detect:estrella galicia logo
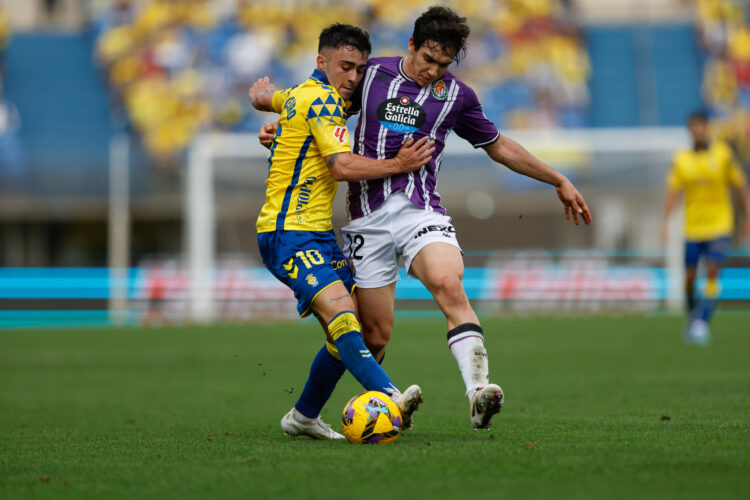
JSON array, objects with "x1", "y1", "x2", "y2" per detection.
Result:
[{"x1": 377, "y1": 96, "x2": 426, "y2": 134}]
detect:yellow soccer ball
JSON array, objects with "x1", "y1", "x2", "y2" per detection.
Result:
[{"x1": 341, "y1": 391, "x2": 402, "y2": 444}]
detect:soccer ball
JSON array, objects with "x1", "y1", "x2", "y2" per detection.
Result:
[{"x1": 341, "y1": 391, "x2": 402, "y2": 444}]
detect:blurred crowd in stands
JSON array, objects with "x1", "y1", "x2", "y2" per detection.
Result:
[
  {"x1": 697, "y1": 0, "x2": 750, "y2": 161},
  {"x1": 0, "y1": 7, "x2": 22, "y2": 177},
  {"x1": 90, "y1": 0, "x2": 589, "y2": 162}
]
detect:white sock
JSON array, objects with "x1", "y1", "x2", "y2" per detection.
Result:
[{"x1": 447, "y1": 323, "x2": 489, "y2": 399}]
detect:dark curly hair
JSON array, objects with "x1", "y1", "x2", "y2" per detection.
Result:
[
  {"x1": 318, "y1": 23, "x2": 371, "y2": 56},
  {"x1": 412, "y1": 6, "x2": 470, "y2": 63}
]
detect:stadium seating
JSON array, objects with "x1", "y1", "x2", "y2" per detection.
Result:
[
  {"x1": 0, "y1": 7, "x2": 22, "y2": 180},
  {"x1": 3, "y1": 33, "x2": 111, "y2": 182},
  {"x1": 695, "y1": 0, "x2": 750, "y2": 160},
  {"x1": 90, "y1": 0, "x2": 593, "y2": 160},
  {"x1": 0, "y1": 1, "x2": 735, "y2": 165},
  {"x1": 586, "y1": 24, "x2": 702, "y2": 127}
]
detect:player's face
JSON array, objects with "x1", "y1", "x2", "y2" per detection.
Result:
[
  {"x1": 406, "y1": 38, "x2": 454, "y2": 87},
  {"x1": 688, "y1": 118, "x2": 709, "y2": 146},
  {"x1": 317, "y1": 46, "x2": 368, "y2": 99}
]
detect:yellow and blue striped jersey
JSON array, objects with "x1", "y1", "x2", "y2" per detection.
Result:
[
  {"x1": 667, "y1": 140, "x2": 747, "y2": 240},
  {"x1": 256, "y1": 69, "x2": 351, "y2": 233}
]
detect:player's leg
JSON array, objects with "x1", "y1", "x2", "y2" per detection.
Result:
[
  {"x1": 257, "y1": 231, "x2": 345, "y2": 438},
  {"x1": 407, "y1": 241, "x2": 503, "y2": 429},
  {"x1": 311, "y1": 283, "x2": 400, "y2": 394},
  {"x1": 302, "y1": 313, "x2": 348, "y2": 416},
  {"x1": 684, "y1": 240, "x2": 701, "y2": 317},
  {"x1": 341, "y1": 204, "x2": 423, "y2": 427},
  {"x1": 341, "y1": 207, "x2": 400, "y2": 363},
  {"x1": 355, "y1": 284, "x2": 396, "y2": 363},
  {"x1": 694, "y1": 236, "x2": 730, "y2": 341},
  {"x1": 700, "y1": 261, "x2": 721, "y2": 322},
  {"x1": 685, "y1": 266, "x2": 698, "y2": 314},
  {"x1": 312, "y1": 283, "x2": 423, "y2": 428},
  {"x1": 409, "y1": 242, "x2": 486, "y2": 387},
  {"x1": 258, "y1": 230, "x2": 371, "y2": 438}
]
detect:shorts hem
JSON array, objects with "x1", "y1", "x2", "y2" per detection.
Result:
[
  {"x1": 405, "y1": 239, "x2": 463, "y2": 279},
  {"x1": 350, "y1": 277, "x2": 399, "y2": 289}
]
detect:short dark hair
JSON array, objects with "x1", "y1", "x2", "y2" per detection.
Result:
[
  {"x1": 688, "y1": 110, "x2": 709, "y2": 123},
  {"x1": 318, "y1": 23, "x2": 371, "y2": 56},
  {"x1": 412, "y1": 6, "x2": 470, "y2": 63}
]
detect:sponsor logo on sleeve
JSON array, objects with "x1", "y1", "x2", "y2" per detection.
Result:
[{"x1": 333, "y1": 126, "x2": 348, "y2": 144}]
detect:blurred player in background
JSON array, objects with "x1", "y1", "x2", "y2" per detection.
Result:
[
  {"x1": 662, "y1": 111, "x2": 750, "y2": 345},
  {"x1": 260, "y1": 6, "x2": 592, "y2": 430},
  {"x1": 249, "y1": 23, "x2": 433, "y2": 439}
]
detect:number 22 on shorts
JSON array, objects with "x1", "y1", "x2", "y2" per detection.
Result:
[{"x1": 346, "y1": 234, "x2": 365, "y2": 261}]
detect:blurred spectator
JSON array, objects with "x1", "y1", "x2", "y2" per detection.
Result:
[
  {"x1": 92, "y1": 0, "x2": 591, "y2": 162},
  {"x1": 696, "y1": 0, "x2": 750, "y2": 164}
]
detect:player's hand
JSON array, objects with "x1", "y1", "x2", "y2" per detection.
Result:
[
  {"x1": 259, "y1": 121, "x2": 278, "y2": 150},
  {"x1": 249, "y1": 76, "x2": 275, "y2": 110},
  {"x1": 556, "y1": 179, "x2": 592, "y2": 225},
  {"x1": 393, "y1": 136, "x2": 435, "y2": 173}
]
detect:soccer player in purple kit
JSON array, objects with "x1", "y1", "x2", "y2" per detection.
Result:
[{"x1": 261, "y1": 6, "x2": 592, "y2": 430}]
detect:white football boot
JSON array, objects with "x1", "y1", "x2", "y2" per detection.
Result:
[
  {"x1": 688, "y1": 319, "x2": 710, "y2": 346},
  {"x1": 391, "y1": 384, "x2": 423, "y2": 430},
  {"x1": 280, "y1": 408, "x2": 345, "y2": 440},
  {"x1": 470, "y1": 384, "x2": 504, "y2": 430}
]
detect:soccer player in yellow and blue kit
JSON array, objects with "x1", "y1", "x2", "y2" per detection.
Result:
[
  {"x1": 249, "y1": 24, "x2": 434, "y2": 439},
  {"x1": 662, "y1": 111, "x2": 750, "y2": 344}
]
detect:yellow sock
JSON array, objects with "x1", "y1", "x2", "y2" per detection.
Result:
[{"x1": 704, "y1": 279, "x2": 720, "y2": 299}]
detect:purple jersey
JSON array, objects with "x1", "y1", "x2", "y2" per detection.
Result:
[{"x1": 347, "y1": 56, "x2": 500, "y2": 220}]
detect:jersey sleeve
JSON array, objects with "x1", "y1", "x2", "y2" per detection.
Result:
[
  {"x1": 307, "y1": 90, "x2": 352, "y2": 157},
  {"x1": 453, "y1": 83, "x2": 500, "y2": 148},
  {"x1": 271, "y1": 89, "x2": 288, "y2": 113}
]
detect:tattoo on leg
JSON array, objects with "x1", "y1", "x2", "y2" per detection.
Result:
[{"x1": 329, "y1": 294, "x2": 348, "y2": 304}]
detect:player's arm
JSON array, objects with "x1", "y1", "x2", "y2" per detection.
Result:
[
  {"x1": 661, "y1": 186, "x2": 682, "y2": 243},
  {"x1": 727, "y1": 151, "x2": 750, "y2": 237},
  {"x1": 325, "y1": 137, "x2": 435, "y2": 182},
  {"x1": 483, "y1": 134, "x2": 592, "y2": 225},
  {"x1": 248, "y1": 76, "x2": 277, "y2": 112},
  {"x1": 732, "y1": 182, "x2": 750, "y2": 237}
]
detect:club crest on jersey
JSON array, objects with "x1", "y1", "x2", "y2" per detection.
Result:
[
  {"x1": 333, "y1": 126, "x2": 348, "y2": 144},
  {"x1": 431, "y1": 80, "x2": 448, "y2": 100},
  {"x1": 377, "y1": 96, "x2": 427, "y2": 134},
  {"x1": 305, "y1": 274, "x2": 319, "y2": 287}
]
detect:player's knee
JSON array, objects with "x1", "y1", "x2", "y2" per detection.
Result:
[
  {"x1": 364, "y1": 334, "x2": 389, "y2": 357},
  {"x1": 362, "y1": 319, "x2": 393, "y2": 354},
  {"x1": 430, "y1": 274, "x2": 467, "y2": 304}
]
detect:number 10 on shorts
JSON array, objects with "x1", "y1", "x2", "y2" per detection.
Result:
[{"x1": 285, "y1": 249, "x2": 325, "y2": 278}]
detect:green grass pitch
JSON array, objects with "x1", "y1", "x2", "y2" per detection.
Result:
[{"x1": 1, "y1": 314, "x2": 749, "y2": 499}]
